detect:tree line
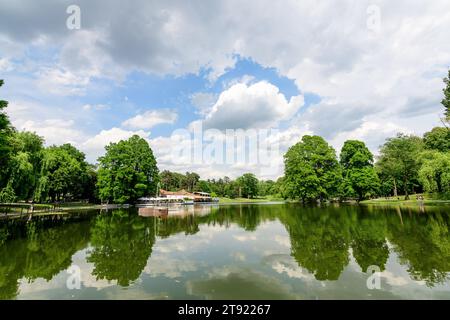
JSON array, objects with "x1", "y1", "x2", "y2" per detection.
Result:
[{"x1": 0, "y1": 70, "x2": 449, "y2": 204}]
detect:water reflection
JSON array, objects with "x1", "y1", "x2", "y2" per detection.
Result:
[{"x1": 0, "y1": 204, "x2": 449, "y2": 299}]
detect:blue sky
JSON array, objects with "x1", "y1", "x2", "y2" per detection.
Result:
[{"x1": 1, "y1": 0, "x2": 449, "y2": 179}]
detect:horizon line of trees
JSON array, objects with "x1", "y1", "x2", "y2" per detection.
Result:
[{"x1": 1, "y1": 70, "x2": 449, "y2": 204}]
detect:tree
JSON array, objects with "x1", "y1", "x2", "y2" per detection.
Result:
[
  {"x1": 6, "y1": 132, "x2": 44, "y2": 200},
  {"x1": 236, "y1": 173, "x2": 259, "y2": 198},
  {"x1": 184, "y1": 172, "x2": 200, "y2": 192},
  {"x1": 418, "y1": 151, "x2": 450, "y2": 194},
  {"x1": 258, "y1": 180, "x2": 276, "y2": 197},
  {"x1": 224, "y1": 180, "x2": 240, "y2": 198},
  {"x1": 97, "y1": 135, "x2": 159, "y2": 204},
  {"x1": 283, "y1": 135, "x2": 341, "y2": 203},
  {"x1": 423, "y1": 127, "x2": 450, "y2": 152},
  {"x1": 442, "y1": 69, "x2": 450, "y2": 123},
  {"x1": 196, "y1": 180, "x2": 212, "y2": 193},
  {"x1": 340, "y1": 140, "x2": 380, "y2": 201},
  {"x1": 35, "y1": 144, "x2": 89, "y2": 202},
  {"x1": 0, "y1": 184, "x2": 16, "y2": 203},
  {"x1": 377, "y1": 134, "x2": 424, "y2": 199},
  {"x1": 0, "y1": 80, "x2": 13, "y2": 187},
  {"x1": 160, "y1": 170, "x2": 179, "y2": 191}
]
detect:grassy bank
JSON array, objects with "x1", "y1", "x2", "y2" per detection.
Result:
[
  {"x1": 360, "y1": 194, "x2": 450, "y2": 206},
  {"x1": 0, "y1": 202, "x2": 101, "y2": 218},
  {"x1": 218, "y1": 197, "x2": 285, "y2": 203}
]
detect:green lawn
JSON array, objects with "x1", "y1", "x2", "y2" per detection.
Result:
[
  {"x1": 218, "y1": 197, "x2": 285, "y2": 203},
  {"x1": 360, "y1": 194, "x2": 450, "y2": 206}
]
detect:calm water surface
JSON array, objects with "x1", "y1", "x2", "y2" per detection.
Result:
[{"x1": 1, "y1": 203, "x2": 450, "y2": 299}]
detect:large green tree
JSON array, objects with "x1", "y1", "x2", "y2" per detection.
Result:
[
  {"x1": 236, "y1": 173, "x2": 259, "y2": 198},
  {"x1": 442, "y1": 69, "x2": 450, "y2": 122},
  {"x1": 423, "y1": 127, "x2": 450, "y2": 152},
  {"x1": 184, "y1": 172, "x2": 200, "y2": 192},
  {"x1": 418, "y1": 151, "x2": 450, "y2": 195},
  {"x1": 7, "y1": 132, "x2": 44, "y2": 200},
  {"x1": 35, "y1": 144, "x2": 91, "y2": 202},
  {"x1": 284, "y1": 135, "x2": 341, "y2": 202},
  {"x1": 97, "y1": 135, "x2": 159, "y2": 204},
  {"x1": 0, "y1": 80, "x2": 13, "y2": 187},
  {"x1": 377, "y1": 134, "x2": 424, "y2": 199},
  {"x1": 340, "y1": 140, "x2": 380, "y2": 201},
  {"x1": 160, "y1": 170, "x2": 186, "y2": 191}
]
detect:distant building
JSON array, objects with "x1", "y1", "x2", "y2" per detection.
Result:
[
  {"x1": 159, "y1": 189, "x2": 216, "y2": 202},
  {"x1": 137, "y1": 189, "x2": 218, "y2": 206}
]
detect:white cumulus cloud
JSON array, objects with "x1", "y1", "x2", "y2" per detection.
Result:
[
  {"x1": 203, "y1": 81, "x2": 304, "y2": 130},
  {"x1": 122, "y1": 109, "x2": 178, "y2": 130}
]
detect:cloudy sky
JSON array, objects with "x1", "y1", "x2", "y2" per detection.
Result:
[{"x1": 1, "y1": 0, "x2": 449, "y2": 179}]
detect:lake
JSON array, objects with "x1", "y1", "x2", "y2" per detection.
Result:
[{"x1": 1, "y1": 203, "x2": 449, "y2": 299}]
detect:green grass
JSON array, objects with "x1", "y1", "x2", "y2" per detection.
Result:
[
  {"x1": 0, "y1": 202, "x2": 100, "y2": 216},
  {"x1": 57, "y1": 202, "x2": 97, "y2": 208},
  {"x1": 218, "y1": 197, "x2": 285, "y2": 203},
  {"x1": 360, "y1": 194, "x2": 450, "y2": 206}
]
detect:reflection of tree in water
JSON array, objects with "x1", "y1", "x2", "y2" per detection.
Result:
[
  {"x1": 72, "y1": 206, "x2": 450, "y2": 288},
  {"x1": 386, "y1": 209, "x2": 450, "y2": 287},
  {"x1": 2, "y1": 204, "x2": 450, "y2": 298},
  {"x1": 87, "y1": 210, "x2": 157, "y2": 287},
  {"x1": 279, "y1": 206, "x2": 353, "y2": 281},
  {"x1": 0, "y1": 217, "x2": 90, "y2": 299},
  {"x1": 351, "y1": 209, "x2": 389, "y2": 272},
  {"x1": 158, "y1": 214, "x2": 200, "y2": 237},
  {"x1": 202, "y1": 205, "x2": 279, "y2": 231}
]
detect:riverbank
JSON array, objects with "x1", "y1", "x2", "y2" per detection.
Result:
[
  {"x1": 0, "y1": 203, "x2": 127, "y2": 220},
  {"x1": 218, "y1": 197, "x2": 285, "y2": 204},
  {"x1": 360, "y1": 197, "x2": 450, "y2": 206}
]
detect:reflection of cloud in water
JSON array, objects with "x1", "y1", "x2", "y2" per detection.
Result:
[
  {"x1": 73, "y1": 248, "x2": 117, "y2": 290},
  {"x1": 381, "y1": 271, "x2": 411, "y2": 287},
  {"x1": 187, "y1": 266, "x2": 299, "y2": 299},
  {"x1": 263, "y1": 254, "x2": 313, "y2": 281},
  {"x1": 17, "y1": 248, "x2": 116, "y2": 296},
  {"x1": 274, "y1": 235, "x2": 290, "y2": 248},
  {"x1": 18, "y1": 276, "x2": 65, "y2": 296},
  {"x1": 104, "y1": 287, "x2": 170, "y2": 300},
  {"x1": 144, "y1": 256, "x2": 204, "y2": 279},
  {"x1": 154, "y1": 225, "x2": 224, "y2": 253},
  {"x1": 233, "y1": 234, "x2": 257, "y2": 242},
  {"x1": 230, "y1": 252, "x2": 246, "y2": 261}
]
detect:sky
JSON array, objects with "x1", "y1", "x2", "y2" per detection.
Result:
[{"x1": 0, "y1": 0, "x2": 449, "y2": 180}]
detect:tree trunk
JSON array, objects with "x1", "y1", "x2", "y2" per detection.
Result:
[
  {"x1": 404, "y1": 178, "x2": 409, "y2": 200},
  {"x1": 393, "y1": 178, "x2": 398, "y2": 197}
]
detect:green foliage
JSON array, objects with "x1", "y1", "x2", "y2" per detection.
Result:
[
  {"x1": 236, "y1": 173, "x2": 259, "y2": 198},
  {"x1": 159, "y1": 170, "x2": 201, "y2": 192},
  {"x1": 376, "y1": 133, "x2": 424, "y2": 199},
  {"x1": 0, "y1": 184, "x2": 16, "y2": 203},
  {"x1": 35, "y1": 144, "x2": 91, "y2": 202},
  {"x1": 160, "y1": 170, "x2": 187, "y2": 191},
  {"x1": 442, "y1": 69, "x2": 450, "y2": 120},
  {"x1": 258, "y1": 180, "x2": 276, "y2": 197},
  {"x1": 196, "y1": 180, "x2": 212, "y2": 193},
  {"x1": 97, "y1": 135, "x2": 159, "y2": 204},
  {"x1": 6, "y1": 132, "x2": 44, "y2": 200},
  {"x1": 418, "y1": 151, "x2": 450, "y2": 194},
  {"x1": 185, "y1": 172, "x2": 200, "y2": 192},
  {"x1": 340, "y1": 140, "x2": 380, "y2": 201},
  {"x1": 283, "y1": 135, "x2": 341, "y2": 202},
  {"x1": 423, "y1": 127, "x2": 450, "y2": 152},
  {"x1": 0, "y1": 80, "x2": 13, "y2": 186}
]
